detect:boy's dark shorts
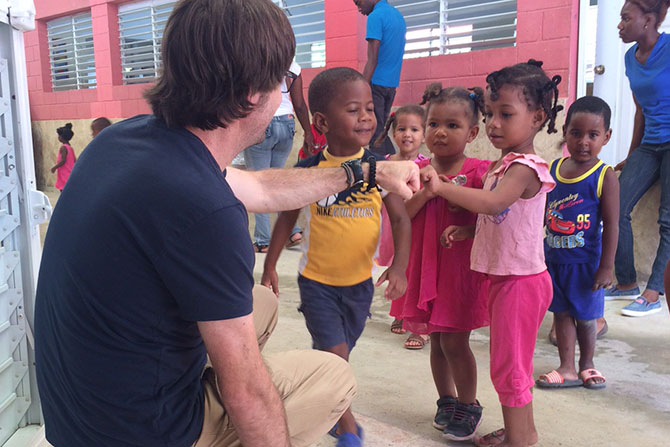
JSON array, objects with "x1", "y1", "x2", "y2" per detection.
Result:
[
  {"x1": 297, "y1": 275, "x2": 374, "y2": 352},
  {"x1": 547, "y1": 262, "x2": 604, "y2": 320}
]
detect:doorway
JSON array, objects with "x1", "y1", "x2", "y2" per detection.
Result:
[{"x1": 577, "y1": 0, "x2": 670, "y2": 166}]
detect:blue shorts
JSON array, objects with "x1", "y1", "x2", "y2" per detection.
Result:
[
  {"x1": 297, "y1": 275, "x2": 374, "y2": 352},
  {"x1": 547, "y1": 263, "x2": 604, "y2": 320}
]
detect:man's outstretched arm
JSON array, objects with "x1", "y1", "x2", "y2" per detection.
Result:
[
  {"x1": 227, "y1": 160, "x2": 420, "y2": 213},
  {"x1": 198, "y1": 315, "x2": 290, "y2": 447}
]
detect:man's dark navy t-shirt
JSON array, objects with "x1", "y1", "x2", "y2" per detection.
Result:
[{"x1": 34, "y1": 115, "x2": 255, "y2": 447}]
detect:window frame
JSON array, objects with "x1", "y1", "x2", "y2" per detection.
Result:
[
  {"x1": 273, "y1": 0, "x2": 326, "y2": 68},
  {"x1": 46, "y1": 12, "x2": 96, "y2": 91},
  {"x1": 390, "y1": 0, "x2": 518, "y2": 59},
  {"x1": 117, "y1": 0, "x2": 176, "y2": 85}
]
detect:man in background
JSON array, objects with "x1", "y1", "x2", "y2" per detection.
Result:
[{"x1": 355, "y1": 0, "x2": 406, "y2": 156}]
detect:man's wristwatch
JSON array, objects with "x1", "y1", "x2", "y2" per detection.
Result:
[{"x1": 341, "y1": 158, "x2": 365, "y2": 188}]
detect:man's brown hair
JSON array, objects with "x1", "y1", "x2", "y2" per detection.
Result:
[{"x1": 145, "y1": 0, "x2": 295, "y2": 130}]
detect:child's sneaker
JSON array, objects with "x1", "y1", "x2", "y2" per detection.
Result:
[
  {"x1": 336, "y1": 432, "x2": 362, "y2": 447},
  {"x1": 442, "y1": 400, "x2": 483, "y2": 441},
  {"x1": 605, "y1": 285, "x2": 640, "y2": 301},
  {"x1": 621, "y1": 296, "x2": 662, "y2": 317},
  {"x1": 432, "y1": 396, "x2": 458, "y2": 430}
]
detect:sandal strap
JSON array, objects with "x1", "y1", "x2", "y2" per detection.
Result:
[
  {"x1": 539, "y1": 370, "x2": 564, "y2": 384},
  {"x1": 580, "y1": 369, "x2": 605, "y2": 382},
  {"x1": 476, "y1": 428, "x2": 505, "y2": 446}
]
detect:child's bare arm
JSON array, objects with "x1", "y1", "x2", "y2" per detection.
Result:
[
  {"x1": 404, "y1": 188, "x2": 435, "y2": 219},
  {"x1": 51, "y1": 146, "x2": 68, "y2": 172},
  {"x1": 261, "y1": 209, "x2": 300, "y2": 296},
  {"x1": 421, "y1": 163, "x2": 541, "y2": 216},
  {"x1": 378, "y1": 193, "x2": 411, "y2": 300},
  {"x1": 593, "y1": 168, "x2": 620, "y2": 290},
  {"x1": 440, "y1": 225, "x2": 476, "y2": 248}
]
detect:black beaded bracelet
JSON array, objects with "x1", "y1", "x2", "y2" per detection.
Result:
[{"x1": 366, "y1": 156, "x2": 380, "y2": 191}]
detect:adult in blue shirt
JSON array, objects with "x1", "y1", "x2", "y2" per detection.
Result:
[
  {"x1": 33, "y1": 1, "x2": 421, "y2": 446},
  {"x1": 355, "y1": 0, "x2": 406, "y2": 155},
  {"x1": 606, "y1": 0, "x2": 670, "y2": 317}
]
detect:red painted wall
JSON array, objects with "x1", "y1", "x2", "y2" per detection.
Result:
[{"x1": 25, "y1": 0, "x2": 578, "y2": 122}]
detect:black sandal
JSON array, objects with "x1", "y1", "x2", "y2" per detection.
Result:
[{"x1": 253, "y1": 243, "x2": 268, "y2": 253}]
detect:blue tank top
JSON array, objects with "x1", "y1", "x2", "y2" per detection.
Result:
[{"x1": 544, "y1": 158, "x2": 611, "y2": 264}]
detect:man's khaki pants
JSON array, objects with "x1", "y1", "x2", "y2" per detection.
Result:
[{"x1": 194, "y1": 285, "x2": 357, "y2": 446}]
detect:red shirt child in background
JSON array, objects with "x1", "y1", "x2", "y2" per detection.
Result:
[{"x1": 298, "y1": 123, "x2": 327, "y2": 159}]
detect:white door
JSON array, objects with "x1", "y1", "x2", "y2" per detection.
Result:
[
  {"x1": 588, "y1": 0, "x2": 670, "y2": 166},
  {"x1": 592, "y1": 0, "x2": 634, "y2": 166},
  {"x1": 0, "y1": 3, "x2": 52, "y2": 444}
]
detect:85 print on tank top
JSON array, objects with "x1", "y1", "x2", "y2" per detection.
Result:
[{"x1": 544, "y1": 158, "x2": 612, "y2": 264}]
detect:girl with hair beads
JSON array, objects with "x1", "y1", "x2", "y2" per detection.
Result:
[
  {"x1": 398, "y1": 83, "x2": 491, "y2": 441},
  {"x1": 422, "y1": 60, "x2": 561, "y2": 447},
  {"x1": 374, "y1": 105, "x2": 430, "y2": 349},
  {"x1": 51, "y1": 123, "x2": 77, "y2": 191}
]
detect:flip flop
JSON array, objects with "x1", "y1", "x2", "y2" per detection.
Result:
[
  {"x1": 286, "y1": 232, "x2": 302, "y2": 248},
  {"x1": 253, "y1": 243, "x2": 268, "y2": 253},
  {"x1": 580, "y1": 368, "x2": 606, "y2": 390},
  {"x1": 474, "y1": 429, "x2": 538, "y2": 446},
  {"x1": 403, "y1": 333, "x2": 429, "y2": 350},
  {"x1": 474, "y1": 429, "x2": 505, "y2": 446},
  {"x1": 390, "y1": 318, "x2": 406, "y2": 334},
  {"x1": 536, "y1": 370, "x2": 583, "y2": 389}
]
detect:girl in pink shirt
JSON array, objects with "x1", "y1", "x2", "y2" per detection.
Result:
[
  {"x1": 398, "y1": 84, "x2": 491, "y2": 442},
  {"x1": 51, "y1": 123, "x2": 77, "y2": 191},
  {"x1": 421, "y1": 60, "x2": 561, "y2": 447},
  {"x1": 374, "y1": 105, "x2": 429, "y2": 349}
]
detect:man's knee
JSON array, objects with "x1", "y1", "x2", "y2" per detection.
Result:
[
  {"x1": 279, "y1": 350, "x2": 357, "y2": 411},
  {"x1": 253, "y1": 285, "x2": 278, "y2": 348},
  {"x1": 313, "y1": 351, "x2": 357, "y2": 410}
]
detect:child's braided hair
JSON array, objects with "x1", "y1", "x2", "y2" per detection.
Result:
[
  {"x1": 485, "y1": 59, "x2": 563, "y2": 134},
  {"x1": 420, "y1": 83, "x2": 485, "y2": 126},
  {"x1": 56, "y1": 123, "x2": 74, "y2": 142},
  {"x1": 372, "y1": 104, "x2": 425, "y2": 149}
]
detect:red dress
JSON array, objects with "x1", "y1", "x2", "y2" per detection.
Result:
[{"x1": 400, "y1": 158, "x2": 491, "y2": 334}]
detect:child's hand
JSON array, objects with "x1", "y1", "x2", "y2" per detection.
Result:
[
  {"x1": 261, "y1": 268, "x2": 280, "y2": 297},
  {"x1": 50, "y1": 167, "x2": 56, "y2": 173},
  {"x1": 420, "y1": 165, "x2": 442, "y2": 196},
  {"x1": 592, "y1": 265, "x2": 614, "y2": 291},
  {"x1": 440, "y1": 225, "x2": 475, "y2": 248},
  {"x1": 422, "y1": 186, "x2": 437, "y2": 200},
  {"x1": 376, "y1": 265, "x2": 407, "y2": 300}
]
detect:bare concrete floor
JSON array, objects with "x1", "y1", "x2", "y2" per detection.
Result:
[
  {"x1": 261, "y1": 249, "x2": 670, "y2": 447},
  {"x1": 33, "y1": 189, "x2": 670, "y2": 446}
]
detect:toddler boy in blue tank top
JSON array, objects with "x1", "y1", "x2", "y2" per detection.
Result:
[{"x1": 536, "y1": 97, "x2": 619, "y2": 391}]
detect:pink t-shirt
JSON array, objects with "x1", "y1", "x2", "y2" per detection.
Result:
[
  {"x1": 470, "y1": 153, "x2": 555, "y2": 276},
  {"x1": 55, "y1": 143, "x2": 76, "y2": 191}
]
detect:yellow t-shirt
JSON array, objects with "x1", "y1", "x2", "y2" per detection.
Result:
[{"x1": 296, "y1": 148, "x2": 384, "y2": 286}]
